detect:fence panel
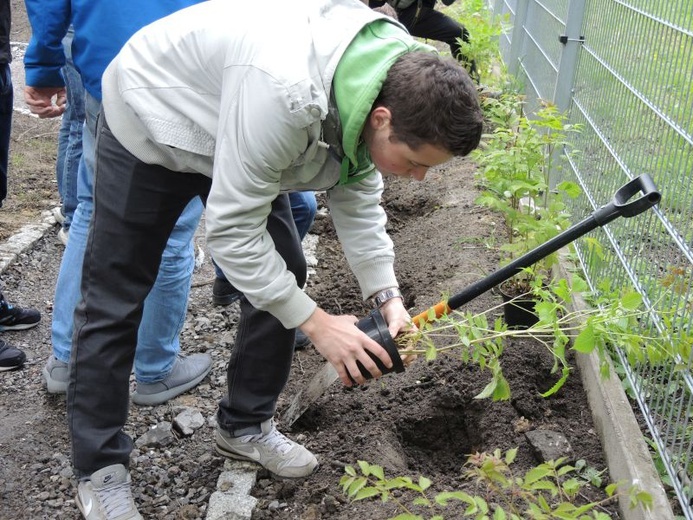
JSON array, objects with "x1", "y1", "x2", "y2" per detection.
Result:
[{"x1": 488, "y1": 0, "x2": 693, "y2": 516}]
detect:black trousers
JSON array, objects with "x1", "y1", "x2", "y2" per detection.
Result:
[
  {"x1": 370, "y1": 0, "x2": 477, "y2": 80},
  {"x1": 68, "y1": 115, "x2": 305, "y2": 476}
]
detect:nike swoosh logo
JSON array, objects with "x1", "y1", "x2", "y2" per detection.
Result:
[{"x1": 237, "y1": 446, "x2": 262, "y2": 461}]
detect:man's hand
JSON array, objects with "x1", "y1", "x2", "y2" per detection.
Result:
[
  {"x1": 378, "y1": 297, "x2": 418, "y2": 367},
  {"x1": 24, "y1": 86, "x2": 67, "y2": 118},
  {"x1": 300, "y1": 307, "x2": 395, "y2": 386}
]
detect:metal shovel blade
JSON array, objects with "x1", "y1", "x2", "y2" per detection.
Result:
[{"x1": 282, "y1": 361, "x2": 339, "y2": 427}]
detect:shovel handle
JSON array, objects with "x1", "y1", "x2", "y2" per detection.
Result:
[
  {"x1": 592, "y1": 173, "x2": 661, "y2": 225},
  {"x1": 410, "y1": 174, "x2": 661, "y2": 327}
]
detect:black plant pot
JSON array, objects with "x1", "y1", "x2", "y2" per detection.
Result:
[
  {"x1": 499, "y1": 284, "x2": 540, "y2": 330},
  {"x1": 351, "y1": 309, "x2": 406, "y2": 382}
]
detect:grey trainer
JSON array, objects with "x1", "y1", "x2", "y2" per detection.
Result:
[
  {"x1": 215, "y1": 419, "x2": 318, "y2": 478},
  {"x1": 43, "y1": 356, "x2": 69, "y2": 394},
  {"x1": 76, "y1": 464, "x2": 142, "y2": 520},
  {"x1": 131, "y1": 353, "x2": 212, "y2": 406}
]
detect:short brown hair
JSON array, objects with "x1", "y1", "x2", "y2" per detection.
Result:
[{"x1": 374, "y1": 52, "x2": 483, "y2": 156}]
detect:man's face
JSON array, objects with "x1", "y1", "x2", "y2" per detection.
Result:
[{"x1": 365, "y1": 107, "x2": 453, "y2": 181}]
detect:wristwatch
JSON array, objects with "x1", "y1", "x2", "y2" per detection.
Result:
[{"x1": 372, "y1": 287, "x2": 403, "y2": 308}]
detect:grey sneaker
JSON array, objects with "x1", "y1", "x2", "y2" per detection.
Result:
[
  {"x1": 43, "y1": 356, "x2": 69, "y2": 394},
  {"x1": 215, "y1": 419, "x2": 318, "y2": 478},
  {"x1": 131, "y1": 353, "x2": 212, "y2": 406},
  {"x1": 76, "y1": 464, "x2": 142, "y2": 520}
]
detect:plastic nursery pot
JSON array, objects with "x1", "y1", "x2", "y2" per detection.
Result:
[
  {"x1": 351, "y1": 308, "x2": 406, "y2": 382},
  {"x1": 498, "y1": 283, "x2": 540, "y2": 330}
]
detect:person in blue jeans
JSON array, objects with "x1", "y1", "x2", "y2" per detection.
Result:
[
  {"x1": 23, "y1": 0, "x2": 212, "y2": 407},
  {"x1": 52, "y1": 26, "x2": 84, "y2": 244}
]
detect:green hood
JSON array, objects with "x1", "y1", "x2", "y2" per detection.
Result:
[{"x1": 333, "y1": 19, "x2": 437, "y2": 185}]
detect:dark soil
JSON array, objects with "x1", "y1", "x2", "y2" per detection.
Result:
[{"x1": 0, "y1": 2, "x2": 616, "y2": 518}]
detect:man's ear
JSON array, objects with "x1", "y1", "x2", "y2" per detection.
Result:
[{"x1": 369, "y1": 106, "x2": 392, "y2": 130}]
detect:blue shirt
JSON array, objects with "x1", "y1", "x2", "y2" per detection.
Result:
[{"x1": 24, "y1": 0, "x2": 205, "y2": 100}]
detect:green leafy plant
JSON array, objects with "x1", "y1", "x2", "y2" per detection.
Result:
[
  {"x1": 442, "y1": 0, "x2": 509, "y2": 85},
  {"x1": 402, "y1": 275, "x2": 688, "y2": 401},
  {"x1": 341, "y1": 449, "x2": 653, "y2": 519},
  {"x1": 473, "y1": 99, "x2": 582, "y2": 295}
]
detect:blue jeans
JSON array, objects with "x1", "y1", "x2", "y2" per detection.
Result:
[
  {"x1": 0, "y1": 62, "x2": 12, "y2": 206},
  {"x1": 212, "y1": 190, "x2": 317, "y2": 280},
  {"x1": 51, "y1": 92, "x2": 204, "y2": 382},
  {"x1": 55, "y1": 28, "x2": 85, "y2": 230}
]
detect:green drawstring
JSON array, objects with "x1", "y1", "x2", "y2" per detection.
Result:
[{"x1": 338, "y1": 156, "x2": 375, "y2": 185}]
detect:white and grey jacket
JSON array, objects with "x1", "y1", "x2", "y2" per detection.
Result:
[{"x1": 101, "y1": 0, "x2": 430, "y2": 328}]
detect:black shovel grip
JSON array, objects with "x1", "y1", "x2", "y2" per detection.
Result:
[{"x1": 593, "y1": 174, "x2": 661, "y2": 225}]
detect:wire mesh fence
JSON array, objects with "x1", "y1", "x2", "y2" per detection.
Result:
[{"x1": 488, "y1": 0, "x2": 693, "y2": 516}]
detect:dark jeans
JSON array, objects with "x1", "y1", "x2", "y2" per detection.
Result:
[
  {"x1": 68, "y1": 115, "x2": 306, "y2": 476},
  {"x1": 0, "y1": 63, "x2": 13, "y2": 205},
  {"x1": 397, "y1": 0, "x2": 470, "y2": 61}
]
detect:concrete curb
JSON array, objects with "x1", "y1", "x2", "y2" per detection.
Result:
[
  {"x1": 556, "y1": 251, "x2": 674, "y2": 519},
  {"x1": 206, "y1": 461, "x2": 259, "y2": 520},
  {"x1": 0, "y1": 210, "x2": 57, "y2": 275}
]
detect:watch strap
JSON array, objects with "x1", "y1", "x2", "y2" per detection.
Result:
[{"x1": 372, "y1": 287, "x2": 403, "y2": 308}]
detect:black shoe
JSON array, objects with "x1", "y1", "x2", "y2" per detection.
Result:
[
  {"x1": 212, "y1": 278, "x2": 242, "y2": 306},
  {"x1": 0, "y1": 339, "x2": 27, "y2": 371},
  {"x1": 0, "y1": 300, "x2": 41, "y2": 331},
  {"x1": 294, "y1": 330, "x2": 311, "y2": 350}
]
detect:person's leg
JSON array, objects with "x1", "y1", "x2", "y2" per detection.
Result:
[
  {"x1": 49, "y1": 92, "x2": 102, "y2": 373},
  {"x1": 48, "y1": 92, "x2": 207, "y2": 397},
  {"x1": 0, "y1": 62, "x2": 13, "y2": 206},
  {"x1": 212, "y1": 191, "x2": 316, "y2": 305},
  {"x1": 133, "y1": 195, "x2": 203, "y2": 382},
  {"x1": 398, "y1": 4, "x2": 478, "y2": 81},
  {"x1": 68, "y1": 116, "x2": 211, "y2": 476},
  {"x1": 56, "y1": 27, "x2": 85, "y2": 231},
  {"x1": 216, "y1": 193, "x2": 306, "y2": 431},
  {"x1": 214, "y1": 194, "x2": 317, "y2": 477},
  {"x1": 288, "y1": 191, "x2": 317, "y2": 240}
]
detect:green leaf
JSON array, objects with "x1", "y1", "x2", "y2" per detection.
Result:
[
  {"x1": 492, "y1": 373, "x2": 511, "y2": 400},
  {"x1": 474, "y1": 378, "x2": 497, "y2": 400},
  {"x1": 541, "y1": 366, "x2": 570, "y2": 397},
  {"x1": 573, "y1": 324, "x2": 595, "y2": 353},
  {"x1": 524, "y1": 466, "x2": 552, "y2": 485},
  {"x1": 419, "y1": 476, "x2": 432, "y2": 491},
  {"x1": 354, "y1": 487, "x2": 380, "y2": 501},
  {"x1": 435, "y1": 491, "x2": 473, "y2": 506},
  {"x1": 369, "y1": 464, "x2": 385, "y2": 481},
  {"x1": 347, "y1": 477, "x2": 367, "y2": 498},
  {"x1": 620, "y1": 291, "x2": 642, "y2": 310},
  {"x1": 493, "y1": 506, "x2": 508, "y2": 520}
]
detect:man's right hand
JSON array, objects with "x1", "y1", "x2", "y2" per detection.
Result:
[
  {"x1": 24, "y1": 86, "x2": 67, "y2": 118},
  {"x1": 300, "y1": 307, "x2": 394, "y2": 386}
]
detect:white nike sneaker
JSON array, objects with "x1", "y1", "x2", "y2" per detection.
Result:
[
  {"x1": 76, "y1": 464, "x2": 143, "y2": 520},
  {"x1": 215, "y1": 419, "x2": 318, "y2": 478}
]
